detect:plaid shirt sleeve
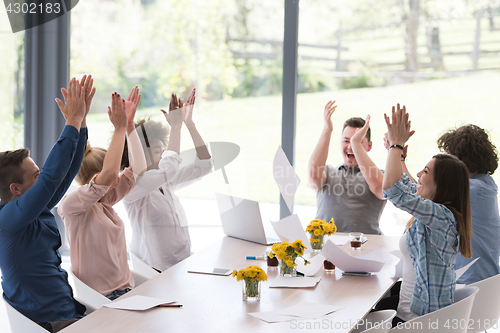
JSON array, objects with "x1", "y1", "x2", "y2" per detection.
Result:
[
  {"x1": 384, "y1": 173, "x2": 458, "y2": 315},
  {"x1": 383, "y1": 173, "x2": 456, "y2": 233}
]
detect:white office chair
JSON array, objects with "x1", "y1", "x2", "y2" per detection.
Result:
[
  {"x1": 390, "y1": 286, "x2": 479, "y2": 332},
  {"x1": 466, "y1": 273, "x2": 500, "y2": 333},
  {"x1": 67, "y1": 268, "x2": 110, "y2": 313},
  {"x1": 129, "y1": 251, "x2": 160, "y2": 280},
  {"x1": 3, "y1": 299, "x2": 48, "y2": 333},
  {"x1": 352, "y1": 310, "x2": 397, "y2": 333},
  {"x1": 131, "y1": 269, "x2": 150, "y2": 287}
]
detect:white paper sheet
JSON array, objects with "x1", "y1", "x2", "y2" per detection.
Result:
[
  {"x1": 249, "y1": 302, "x2": 343, "y2": 323},
  {"x1": 270, "y1": 276, "x2": 322, "y2": 288},
  {"x1": 271, "y1": 214, "x2": 312, "y2": 254},
  {"x1": 328, "y1": 234, "x2": 350, "y2": 246},
  {"x1": 455, "y1": 258, "x2": 480, "y2": 281},
  {"x1": 390, "y1": 250, "x2": 404, "y2": 279},
  {"x1": 296, "y1": 253, "x2": 325, "y2": 276},
  {"x1": 273, "y1": 146, "x2": 300, "y2": 213},
  {"x1": 321, "y1": 240, "x2": 385, "y2": 273},
  {"x1": 104, "y1": 295, "x2": 175, "y2": 311},
  {"x1": 275, "y1": 302, "x2": 343, "y2": 319}
]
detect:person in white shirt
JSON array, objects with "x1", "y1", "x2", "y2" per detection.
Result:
[{"x1": 121, "y1": 89, "x2": 213, "y2": 271}]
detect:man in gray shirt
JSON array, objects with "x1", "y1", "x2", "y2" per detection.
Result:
[{"x1": 308, "y1": 101, "x2": 386, "y2": 234}]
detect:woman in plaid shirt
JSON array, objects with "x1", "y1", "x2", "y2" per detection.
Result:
[{"x1": 381, "y1": 104, "x2": 472, "y2": 324}]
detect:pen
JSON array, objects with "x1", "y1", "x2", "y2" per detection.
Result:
[
  {"x1": 159, "y1": 304, "x2": 183, "y2": 308},
  {"x1": 246, "y1": 256, "x2": 265, "y2": 260}
]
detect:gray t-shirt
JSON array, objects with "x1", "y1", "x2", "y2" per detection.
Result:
[{"x1": 315, "y1": 164, "x2": 386, "y2": 234}]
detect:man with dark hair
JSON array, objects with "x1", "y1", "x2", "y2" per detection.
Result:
[
  {"x1": 308, "y1": 101, "x2": 386, "y2": 234},
  {"x1": 437, "y1": 124, "x2": 500, "y2": 284},
  {"x1": 0, "y1": 76, "x2": 94, "y2": 332}
]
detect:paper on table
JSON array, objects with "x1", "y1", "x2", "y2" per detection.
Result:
[
  {"x1": 104, "y1": 295, "x2": 175, "y2": 311},
  {"x1": 273, "y1": 146, "x2": 301, "y2": 213},
  {"x1": 270, "y1": 276, "x2": 321, "y2": 288},
  {"x1": 275, "y1": 302, "x2": 343, "y2": 319},
  {"x1": 271, "y1": 214, "x2": 312, "y2": 254},
  {"x1": 328, "y1": 234, "x2": 350, "y2": 246},
  {"x1": 249, "y1": 302, "x2": 343, "y2": 323},
  {"x1": 321, "y1": 240, "x2": 385, "y2": 273},
  {"x1": 296, "y1": 253, "x2": 325, "y2": 276},
  {"x1": 390, "y1": 250, "x2": 404, "y2": 279},
  {"x1": 455, "y1": 257, "x2": 480, "y2": 281}
]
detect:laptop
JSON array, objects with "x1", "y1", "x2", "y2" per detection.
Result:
[{"x1": 215, "y1": 193, "x2": 280, "y2": 245}]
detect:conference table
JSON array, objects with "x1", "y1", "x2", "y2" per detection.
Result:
[{"x1": 61, "y1": 233, "x2": 400, "y2": 333}]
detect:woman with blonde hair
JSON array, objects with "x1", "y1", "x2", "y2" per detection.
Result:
[
  {"x1": 58, "y1": 87, "x2": 146, "y2": 300},
  {"x1": 380, "y1": 104, "x2": 471, "y2": 325}
]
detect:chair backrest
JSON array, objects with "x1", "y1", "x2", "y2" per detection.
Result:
[
  {"x1": 3, "y1": 299, "x2": 48, "y2": 333},
  {"x1": 129, "y1": 251, "x2": 160, "y2": 280},
  {"x1": 50, "y1": 206, "x2": 70, "y2": 256},
  {"x1": 352, "y1": 310, "x2": 397, "y2": 333},
  {"x1": 67, "y1": 267, "x2": 110, "y2": 313},
  {"x1": 390, "y1": 286, "x2": 479, "y2": 333},
  {"x1": 466, "y1": 273, "x2": 500, "y2": 333},
  {"x1": 130, "y1": 269, "x2": 150, "y2": 287}
]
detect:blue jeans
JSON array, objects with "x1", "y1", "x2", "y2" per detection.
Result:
[{"x1": 105, "y1": 288, "x2": 132, "y2": 301}]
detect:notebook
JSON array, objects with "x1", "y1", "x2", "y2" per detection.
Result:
[{"x1": 215, "y1": 193, "x2": 280, "y2": 245}]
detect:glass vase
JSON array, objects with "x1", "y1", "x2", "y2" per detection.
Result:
[
  {"x1": 310, "y1": 233, "x2": 325, "y2": 253},
  {"x1": 242, "y1": 279, "x2": 261, "y2": 301},
  {"x1": 279, "y1": 259, "x2": 297, "y2": 277}
]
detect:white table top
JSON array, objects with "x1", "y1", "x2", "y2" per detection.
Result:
[{"x1": 61, "y1": 233, "x2": 400, "y2": 333}]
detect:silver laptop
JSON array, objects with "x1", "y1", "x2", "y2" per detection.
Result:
[{"x1": 215, "y1": 193, "x2": 280, "y2": 245}]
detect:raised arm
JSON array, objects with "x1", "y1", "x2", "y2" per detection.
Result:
[
  {"x1": 160, "y1": 92, "x2": 184, "y2": 154},
  {"x1": 94, "y1": 93, "x2": 128, "y2": 186},
  {"x1": 125, "y1": 86, "x2": 147, "y2": 180},
  {"x1": 50, "y1": 75, "x2": 96, "y2": 208},
  {"x1": 350, "y1": 115, "x2": 385, "y2": 199},
  {"x1": 183, "y1": 89, "x2": 211, "y2": 160},
  {"x1": 383, "y1": 132, "x2": 416, "y2": 183},
  {"x1": 308, "y1": 100, "x2": 337, "y2": 191},
  {"x1": 0, "y1": 79, "x2": 85, "y2": 233},
  {"x1": 382, "y1": 104, "x2": 415, "y2": 191}
]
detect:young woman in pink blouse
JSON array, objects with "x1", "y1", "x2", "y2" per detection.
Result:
[{"x1": 58, "y1": 88, "x2": 146, "y2": 300}]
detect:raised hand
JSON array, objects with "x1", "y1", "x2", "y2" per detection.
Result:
[
  {"x1": 183, "y1": 88, "x2": 196, "y2": 126},
  {"x1": 351, "y1": 115, "x2": 370, "y2": 145},
  {"x1": 323, "y1": 100, "x2": 337, "y2": 132},
  {"x1": 108, "y1": 93, "x2": 127, "y2": 130},
  {"x1": 56, "y1": 78, "x2": 86, "y2": 127},
  {"x1": 384, "y1": 104, "x2": 415, "y2": 147},
  {"x1": 80, "y1": 74, "x2": 96, "y2": 118},
  {"x1": 125, "y1": 86, "x2": 142, "y2": 125},
  {"x1": 161, "y1": 92, "x2": 184, "y2": 129}
]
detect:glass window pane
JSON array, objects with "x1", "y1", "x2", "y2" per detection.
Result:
[
  {"x1": 297, "y1": 2, "x2": 500, "y2": 235},
  {"x1": 0, "y1": 10, "x2": 24, "y2": 151},
  {"x1": 70, "y1": 0, "x2": 285, "y2": 249}
]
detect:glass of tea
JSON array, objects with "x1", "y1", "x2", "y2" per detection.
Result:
[
  {"x1": 266, "y1": 251, "x2": 279, "y2": 267},
  {"x1": 349, "y1": 232, "x2": 364, "y2": 250},
  {"x1": 323, "y1": 260, "x2": 335, "y2": 272}
]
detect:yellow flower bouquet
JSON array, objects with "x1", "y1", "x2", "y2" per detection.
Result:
[
  {"x1": 232, "y1": 265, "x2": 267, "y2": 300},
  {"x1": 306, "y1": 218, "x2": 337, "y2": 252},
  {"x1": 269, "y1": 240, "x2": 310, "y2": 277}
]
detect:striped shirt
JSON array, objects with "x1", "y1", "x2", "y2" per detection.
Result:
[{"x1": 384, "y1": 173, "x2": 458, "y2": 316}]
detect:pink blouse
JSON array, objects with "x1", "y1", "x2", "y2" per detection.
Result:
[{"x1": 58, "y1": 168, "x2": 136, "y2": 296}]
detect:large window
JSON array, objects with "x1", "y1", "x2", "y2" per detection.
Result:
[
  {"x1": 0, "y1": 9, "x2": 24, "y2": 151},
  {"x1": 296, "y1": 1, "x2": 500, "y2": 234},
  {"x1": 70, "y1": 0, "x2": 286, "y2": 247}
]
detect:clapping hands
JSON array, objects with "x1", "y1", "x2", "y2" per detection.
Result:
[
  {"x1": 384, "y1": 104, "x2": 415, "y2": 147},
  {"x1": 108, "y1": 93, "x2": 127, "y2": 130}
]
